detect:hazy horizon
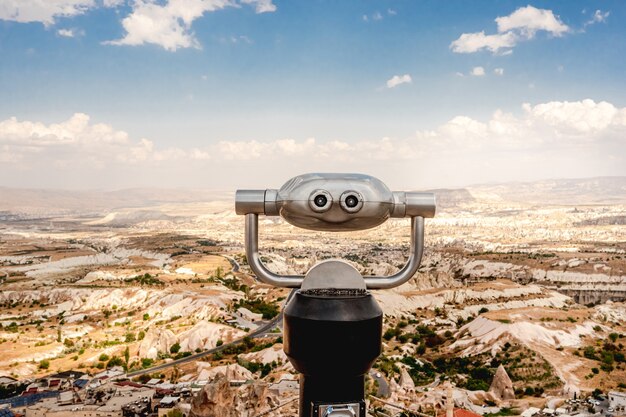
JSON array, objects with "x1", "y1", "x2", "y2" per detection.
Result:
[{"x1": 0, "y1": 174, "x2": 625, "y2": 193}]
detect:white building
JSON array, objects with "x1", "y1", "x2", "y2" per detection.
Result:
[
  {"x1": 269, "y1": 379, "x2": 299, "y2": 396},
  {"x1": 521, "y1": 407, "x2": 541, "y2": 417},
  {"x1": 609, "y1": 391, "x2": 626, "y2": 409}
]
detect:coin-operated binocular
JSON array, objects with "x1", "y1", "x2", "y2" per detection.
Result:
[{"x1": 236, "y1": 173, "x2": 436, "y2": 417}]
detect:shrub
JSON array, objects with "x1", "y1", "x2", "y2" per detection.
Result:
[
  {"x1": 107, "y1": 356, "x2": 125, "y2": 368},
  {"x1": 466, "y1": 379, "x2": 489, "y2": 391}
]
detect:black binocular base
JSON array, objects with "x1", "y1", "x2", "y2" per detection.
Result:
[{"x1": 301, "y1": 374, "x2": 366, "y2": 417}]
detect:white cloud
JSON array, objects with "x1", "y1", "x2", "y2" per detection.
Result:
[
  {"x1": 103, "y1": 0, "x2": 125, "y2": 7},
  {"x1": 585, "y1": 9, "x2": 609, "y2": 26},
  {"x1": 363, "y1": 11, "x2": 383, "y2": 22},
  {"x1": 451, "y1": 31, "x2": 518, "y2": 54},
  {"x1": 494, "y1": 68, "x2": 504, "y2": 76},
  {"x1": 0, "y1": 113, "x2": 212, "y2": 168},
  {"x1": 240, "y1": 0, "x2": 276, "y2": 14},
  {"x1": 105, "y1": 0, "x2": 275, "y2": 51},
  {"x1": 0, "y1": 0, "x2": 94, "y2": 26},
  {"x1": 57, "y1": 28, "x2": 75, "y2": 37},
  {"x1": 386, "y1": 74, "x2": 412, "y2": 88},
  {"x1": 2, "y1": 100, "x2": 624, "y2": 188},
  {"x1": 387, "y1": 9, "x2": 396, "y2": 16},
  {"x1": 104, "y1": 0, "x2": 232, "y2": 51},
  {"x1": 219, "y1": 34, "x2": 252, "y2": 44},
  {"x1": 495, "y1": 5, "x2": 569, "y2": 37},
  {"x1": 451, "y1": 5, "x2": 570, "y2": 54},
  {"x1": 471, "y1": 66, "x2": 485, "y2": 76}
]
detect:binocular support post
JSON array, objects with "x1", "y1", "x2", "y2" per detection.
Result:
[
  {"x1": 236, "y1": 173, "x2": 436, "y2": 417},
  {"x1": 244, "y1": 213, "x2": 425, "y2": 289}
]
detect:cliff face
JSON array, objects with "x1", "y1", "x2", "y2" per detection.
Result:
[
  {"x1": 190, "y1": 373, "x2": 279, "y2": 417},
  {"x1": 489, "y1": 364, "x2": 515, "y2": 401}
]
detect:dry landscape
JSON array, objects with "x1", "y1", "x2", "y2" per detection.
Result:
[{"x1": 0, "y1": 176, "x2": 625, "y2": 416}]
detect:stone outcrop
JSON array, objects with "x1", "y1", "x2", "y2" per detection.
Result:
[
  {"x1": 138, "y1": 327, "x2": 177, "y2": 360},
  {"x1": 399, "y1": 368, "x2": 415, "y2": 392},
  {"x1": 190, "y1": 373, "x2": 279, "y2": 417},
  {"x1": 489, "y1": 364, "x2": 515, "y2": 400}
]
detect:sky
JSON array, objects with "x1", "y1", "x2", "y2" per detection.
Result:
[{"x1": 0, "y1": 0, "x2": 625, "y2": 190}]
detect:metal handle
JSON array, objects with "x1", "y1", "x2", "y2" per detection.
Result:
[{"x1": 244, "y1": 213, "x2": 425, "y2": 289}]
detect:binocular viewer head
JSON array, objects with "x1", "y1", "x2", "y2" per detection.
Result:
[
  {"x1": 235, "y1": 173, "x2": 437, "y2": 289},
  {"x1": 235, "y1": 173, "x2": 435, "y2": 232}
]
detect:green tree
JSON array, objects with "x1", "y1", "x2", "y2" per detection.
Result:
[
  {"x1": 170, "y1": 342, "x2": 181, "y2": 354},
  {"x1": 167, "y1": 410, "x2": 183, "y2": 417},
  {"x1": 124, "y1": 346, "x2": 130, "y2": 367},
  {"x1": 39, "y1": 359, "x2": 50, "y2": 370},
  {"x1": 107, "y1": 356, "x2": 125, "y2": 369}
]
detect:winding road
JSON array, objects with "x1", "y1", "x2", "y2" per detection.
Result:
[{"x1": 369, "y1": 370, "x2": 390, "y2": 398}]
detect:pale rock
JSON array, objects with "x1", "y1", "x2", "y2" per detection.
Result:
[
  {"x1": 399, "y1": 368, "x2": 415, "y2": 392},
  {"x1": 190, "y1": 373, "x2": 281, "y2": 417},
  {"x1": 489, "y1": 364, "x2": 515, "y2": 400},
  {"x1": 177, "y1": 321, "x2": 245, "y2": 352},
  {"x1": 138, "y1": 327, "x2": 177, "y2": 359},
  {"x1": 240, "y1": 344, "x2": 288, "y2": 365},
  {"x1": 196, "y1": 364, "x2": 254, "y2": 383}
]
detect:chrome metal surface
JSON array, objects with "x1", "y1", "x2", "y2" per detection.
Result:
[
  {"x1": 235, "y1": 190, "x2": 266, "y2": 215},
  {"x1": 276, "y1": 173, "x2": 394, "y2": 231},
  {"x1": 404, "y1": 192, "x2": 437, "y2": 218},
  {"x1": 339, "y1": 190, "x2": 364, "y2": 213},
  {"x1": 318, "y1": 404, "x2": 359, "y2": 416},
  {"x1": 244, "y1": 213, "x2": 425, "y2": 289},
  {"x1": 308, "y1": 189, "x2": 333, "y2": 213},
  {"x1": 245, "y1": 213, "x2": 304, "y2": 287},
  {"x1": 237, "y1": 173, "x2": 435, "y2": 289},
  {"x1": 264, "y1": 189, "x2": 279, "y2": 216},
  {"x1": 364, "y1": 216, "x2": 424, "y2": 289},
  {"x1": 301, "y1": 260, "x2": 365, "y2": 291}
]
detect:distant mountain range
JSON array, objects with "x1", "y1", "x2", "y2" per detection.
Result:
[
  {"x1": 425, "y1": 176, "x2": 626, "y2": 208},
  {"x1": 0, "y1": 176, "x2": 624, "y2": 217},
  {"x1": 0, "y1": 187, "x2": 233, "y2": 217}
]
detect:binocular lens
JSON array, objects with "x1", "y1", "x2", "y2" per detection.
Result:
[
  {"x1": 345, "y1": 195, "x2": 359, "y2": 208},
  {"x1": 314, "y1": 194, "x2": 328, "y2": 208}
]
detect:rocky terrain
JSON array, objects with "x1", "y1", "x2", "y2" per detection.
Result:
[{"x1": 0, "y1": 177, "x2": 625, "y2": 415}]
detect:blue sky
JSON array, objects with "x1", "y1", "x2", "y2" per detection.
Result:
[{"x1": 0, "y1": 0, "x2": 625, "y2": 189}]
